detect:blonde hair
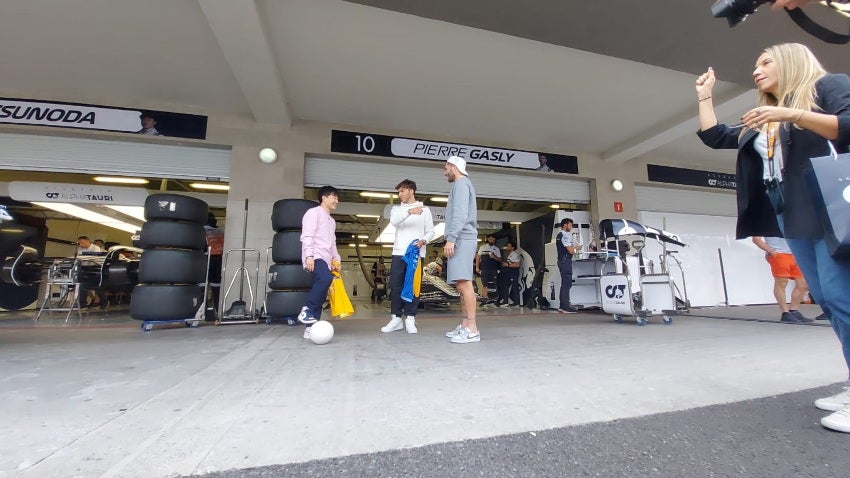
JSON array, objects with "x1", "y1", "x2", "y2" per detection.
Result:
[{"x1": 757, "y1": 43, "x2": 826, "y2": 112}]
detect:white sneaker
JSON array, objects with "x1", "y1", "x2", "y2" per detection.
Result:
[
  {"x1": 381, "y1": 315, "x2": 403, "y2": 333},
  {"x1": 822, "y1": 405, "x2": 850, "y2": 433},
  {"x1": 303, "y1": 327, "x2": 311, "y2": 339},
  {"x1": 405, "y1": 316, "x2": 417, "y2": 334},
  {"x1": 450, "y1": 327, "x2": 480, "y2": 344},
  {"x1": 815, "y1": 387, "x2": 850, "y2": 411},
  {"x1": 445, "y1": 324, "x2": 463, "y2": 338}
]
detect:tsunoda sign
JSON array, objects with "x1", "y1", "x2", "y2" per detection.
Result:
[{"x1": 0, "y1": 98, "x2": 208, "y2": 139}]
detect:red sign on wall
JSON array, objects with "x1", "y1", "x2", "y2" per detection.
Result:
[{"x1": 613, "y1": 202, "x2": 623, "y2": 213}]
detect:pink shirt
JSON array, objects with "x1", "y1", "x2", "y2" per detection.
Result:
[{"x1": 300, "y1": 206, "x2": 340, "y2": 269}]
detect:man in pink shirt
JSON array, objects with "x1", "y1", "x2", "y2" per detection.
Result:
[{"x1": 299, "y1": 186, "x2": 341, "y2": 339}]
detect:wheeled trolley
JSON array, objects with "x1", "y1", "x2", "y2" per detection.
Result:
[
  {"x1": 36, "y1": 257, "x2": 83, "y2": 322},
  {"x1": 597, "y1": 219, "x2": 686, "y2": 326},
  {"x1": 217, "y1": 247, "x2": 260, "y2": 325}
]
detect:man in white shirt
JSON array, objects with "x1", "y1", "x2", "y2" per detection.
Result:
[
  {"x1": 136, "y1": 112, "x2": 162, "y2": 136},
  {"x1": 476, "y1": 234, "x2": 502, "y2": 305},
  {"x1": 76, "y1": 236, "x2": 102, "y2": 255},
  {"x1": 76, "y1": 236, "x2": 103, "y2": 307},
  {"x1": 497, "y1": 240, "x2": 522, "y2": 307},
  {"x1": 381, "y1": 179, "x2": 435, "y2": 334},
  {"x1": 535, "y1": 154, "x2": 553, "y2": 172}
]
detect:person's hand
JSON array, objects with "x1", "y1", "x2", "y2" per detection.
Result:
[
  {"x1": 696, "y1": 67, "x2": 716, "y2": 100},
  {"x1": 475, "y1": 267, "x2": 481, "y2": 274},
  {"x1": 771, "y1": 0, "x2": 815, "y2": 10},
  {"x1": 416, "y1": 239, "x2": 425, "y2": 247},
  {"x1": 444, "y1": 241, "x2": 456, "y2": 258},
  {"x1": 305, "y1": 257, "x2": 315, "y2": 272},
  {"x1": 409, "y1": 206, "x2": 423, "y2": 215},
  {"x1": 740, "y1": 106, "x2": 798, "y2": 129},
  {"x1": 331, "y1": 260, "x2": 341, "y2": 272}
]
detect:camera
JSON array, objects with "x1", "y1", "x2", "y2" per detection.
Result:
[{"x1": 711, "y1": 0, "x2": 773, "y2": 27}]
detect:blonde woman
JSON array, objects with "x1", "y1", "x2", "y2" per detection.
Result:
[{"x1": 696, "y1": 43, "x2": 850, "y2": 433}]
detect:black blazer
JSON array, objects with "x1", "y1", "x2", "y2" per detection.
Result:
[{"x1": 697, "y1": 74, "x2": 850, "y2": 240}]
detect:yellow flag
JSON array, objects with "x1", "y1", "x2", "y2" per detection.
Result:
[{"x1": 412, "y1": 258, "x2": 422, "y2": 297}]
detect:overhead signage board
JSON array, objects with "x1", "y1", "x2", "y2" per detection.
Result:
[
  {"x1": 331, "y1": 129, "x2": 578, "y2": 174},
  {"x1": 9, "y1": 181, "x2": 149, "y2": 205},
  {"x1": 0, "y1": 98, "x2": 208, "y2": 139},
  {"x1": 647, "y1": 164, "x2": 736, "y2": 190}
]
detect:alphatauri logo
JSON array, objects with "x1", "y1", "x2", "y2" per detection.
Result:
[{"x1": 605, "y1": 284, "x2": 626, "y2": 299}]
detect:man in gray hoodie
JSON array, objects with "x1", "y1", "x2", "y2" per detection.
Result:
[{"x1": 442, "y1": 156, "x2": 480, "y2": 344}]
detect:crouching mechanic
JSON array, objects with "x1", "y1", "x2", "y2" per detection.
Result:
[
  {"x1": 298, "y1": 186, "x2": 341, "y2": 340},
  {"x1": 381, "y1": 179, "x2": 435, "y2": 334}
]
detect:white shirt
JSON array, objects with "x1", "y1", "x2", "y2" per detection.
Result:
[
  {"x1": 477, "y1": 243, "x2": 502, "y2": 270},
  {"x1": 764, "y1": 236, "x2": 792, "y2": 254},
  {"x1": 753, "y1": 129, "x2": 784, "y2": 182},
  {"x1": 478, "y1": 243, "x2": 501, "y2": 257},
  {"x1": 390, "y1": 201, "x2": 435, "y2": 256},
  {"x1": 77, "y1": 244, "x2": 102, "y2": 255}
]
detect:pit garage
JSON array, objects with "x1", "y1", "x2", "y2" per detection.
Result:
[{"x1": 0, "y1": 132, "x2": 231, "y2": 316}]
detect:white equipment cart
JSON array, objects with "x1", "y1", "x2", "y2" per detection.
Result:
[{"x1": 597, "y1": 219, "x2": 687, "y2": 326}]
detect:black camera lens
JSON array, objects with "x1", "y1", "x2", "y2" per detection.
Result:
[{"x1": 711, "y1": 0, "x2": 773, "y2": 27}]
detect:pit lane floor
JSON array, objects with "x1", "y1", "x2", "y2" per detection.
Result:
[{"x1": 1, "y1": 302, "x2": 845, "y2": 477}]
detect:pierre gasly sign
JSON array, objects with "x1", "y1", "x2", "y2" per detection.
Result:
[
  {"x1": 0, "y1": 98, "x2": 208, "y2": 139},
  {"x1": 331, "y1": 129, "x2": 578, "y2": 174}
]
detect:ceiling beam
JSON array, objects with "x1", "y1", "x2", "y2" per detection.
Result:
[
  {"x1": 602, "y1": 89, "x2": 755, "y2": 164},
  {"x1": 198, "y1": 0, "x2": 292, "y2": 125}
]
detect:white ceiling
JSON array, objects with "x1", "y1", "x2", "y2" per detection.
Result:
[{"x1": 1, "y1": 0, "x2": 847, "y2": 172}]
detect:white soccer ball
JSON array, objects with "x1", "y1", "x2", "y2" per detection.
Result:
[
  {"x1": 310, "y1": 320, "x2": 334, "y2": 345},
  {"x1": 259, "y1": 147, "x2": 278, "y2": 164}
]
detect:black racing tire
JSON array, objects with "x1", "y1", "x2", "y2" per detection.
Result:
[
  {"x1": 138, "y1": 249, "x2": 207, "y2": 284},
  {"x1": 77, "y1": 263, "x2": 102, "y2": 288},
  {"x1": 272, "y1": 231, "x2": 303, "y2": 263},
  {"x1": 138, "y1": 221, "x2": 207, "y2": 251},
  {"x1": 102, "y1": 260, "x2": 140, "y2": 288},
  {"x1": 130, "y1": 284, "x2": 204, "y2": 321},
  {"x1": 0, "y1": 283, "x2": 38, "y2": 310},
  {"x1": 268, "y1": 263, "x2": 313, "y2": 290},
  {"x1": 144, "y1": 194, "x2": 209, "y2": 224},
  {"x1": 1, "y1": 249, "x2": 43, "y2": 286},
  {"x1": 272, "y1": 199, "x2": 316, "y2": 232},
  {"x1": 265, "y1": 290, "x2": 311, "y2": 319}
]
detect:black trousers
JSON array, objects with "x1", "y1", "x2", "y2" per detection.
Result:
[
  {"x1": 498, "y1": 268, "x2": 520, "y2": 305},
  {"x1": 558, "y1": 261, "x2": 573, "y2": 310},
  {"x1": 481, "y1": 269, "x2": 499, "y2": 301},
  {"x1": 390, "y1": 255, "x2": 421, "y2": 317}
]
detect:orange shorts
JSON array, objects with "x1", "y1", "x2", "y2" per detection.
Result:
[{"x1": 766, "y1": 252, "x2": 803, "y2": 279}]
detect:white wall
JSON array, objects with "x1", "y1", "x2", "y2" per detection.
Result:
[{"x1": 637, "y1": 211, "x2": 776, "y2": 307}]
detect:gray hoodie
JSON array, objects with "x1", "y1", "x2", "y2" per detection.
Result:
[{"x1": 445, "y1": 176, "x2": 478, "y2": 243}]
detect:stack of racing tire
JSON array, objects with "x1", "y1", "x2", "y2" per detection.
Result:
[
  {"x1": 130, "y1": 194, "x2": 209, "y2": 323},
  {"x1": 264, "y1": 199, "x2": 316, "y2": 321}
]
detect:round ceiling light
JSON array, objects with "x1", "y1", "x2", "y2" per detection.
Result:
[{"x1": 611, "y1": 179, "x2": 624, "y2": 192}]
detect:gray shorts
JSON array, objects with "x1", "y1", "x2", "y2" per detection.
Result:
[{"x1": 447, "y1": 237, "x2": 475, "y2": 284}]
